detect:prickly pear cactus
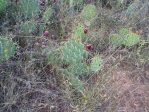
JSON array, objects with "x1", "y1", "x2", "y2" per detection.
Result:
[
  {"x1": 19, "y1": 0, "x2": 39, "y2": 19},
  {"x1": 67, "y1": 62, "x2": 88, "y2": 76},
  {"x1": 0, "y1": 0, "x2": 7, "y2": 14},
  {"x1": 20, "y1": 21, "x2": 37, "y2": 34},
  {"x1": 0, "y1": 37, "x2": 17, "y2": 63},
  {"x1": 123, "y1": 31, "x2": 140, "y2": 47},
  {"x1": 69, "y1": 75, "x2": 84, "y2": 93},
  {"x1": 110, "y1": 28, "x2": 140, "y2": 47},
  {"x1": 63, "y1": 40, "x2": 88, "y2": 63},
  {"x1": 90, "y1": 56, "x2": 103, "y2": 73},
  {"x1": 43, "y1": 7, "x2": 53, "y2": 23},
  {"x1": 81, "y1": 4, "x2": 97, "y2": 22}
]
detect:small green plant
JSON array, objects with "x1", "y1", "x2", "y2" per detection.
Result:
[
  {"x1": 19, "y1": 0, "x2": 39, "y2": 19},
  {"x1": 0, "y1": 0, "x2": 7, "y2": 14},
  {"x1": 0, "y1": 36, "x2": 17, "y2": 63},
  {"x1": 81, "y1": 4, "x2": 97, "y2": 22},
  {"x1": 110, "y1": 28, "x2": 140, "y2": 47}
]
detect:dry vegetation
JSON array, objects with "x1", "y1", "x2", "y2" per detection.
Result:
[{"x1": 0, "y1": 0, "x2": 149, "y2": 112}]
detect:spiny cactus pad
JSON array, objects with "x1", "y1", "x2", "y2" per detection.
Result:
[
  {"x1": 67, "y1": 62, "x2": 88, "y2": 76},
  {"x1": 0, "y1": 37, "x2": 17, "y2": 62},
  {"x1": 81, "y1": 4, "x2": 97, "y2": 21},
  {"x1": 19, "y1": 0, "x2": 39, "y2": 19},
  {"x1": 20, "y1": 21, "x2": 36, "y2": 34},
  {"x1": 90, "y1": 56, "x2": 103, "y2": 73},
  {"x1": 123, "y1": 32, "x2": 140, "y2": 47},
  {"x1": 0, "y1": 0, "x2": 7, "y2": 14},
  {"x1": 63, "y1": 40, "x2": 87, "y2": 63},
  {"x1": 69, "y1": 76, "x2": 84, "y2": 93},
  {"x1": 110, "y1": 28, "x2": 140, "y2": 47}
]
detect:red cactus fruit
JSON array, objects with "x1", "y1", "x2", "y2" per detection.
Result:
[
  {"x1": 84, "y1": 28, "x2": 88, "y2": 34},
  {"x1": 85, "y1": 43, "x2": 93, "y2": 51},
  {"x1": 43, "y1": 30, "x2": 49, "y2": 37}
]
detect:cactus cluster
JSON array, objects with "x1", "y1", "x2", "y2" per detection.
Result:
[
  {"x1": 0, "y1": 36, "x2": 17, "y2": 63},
  {"x1": 62, "y1": 39, "x2": 103, "y2": 92},
  {"x1": 45, "y1": 4, "x2": 102, "y2": 92},
  {"x1": 110, "y1": 28, "x2": 140, "y2": 47},
  {"x1": 60, "y1": 4, "x2": 102, "y2": 92},
  {"x1": 0, "y1": 0, "x2": 7, "y2": 14}
]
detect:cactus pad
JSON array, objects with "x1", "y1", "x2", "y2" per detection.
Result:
[
  {"x1": 81, "y1": 4, "x2": 97, "y2": 21},
  {"x1": 69, "y1": 76, "x2": 84, "y2": 93},
  {"x1": 90, "y1": 56, "x2": 103, "y2": 73},
  {"x1": 110, "y1": 28, "x2": 140, "y2": 47},
  {"x1": 63, "y1": 40, "x2": 87, "y2": 63},
  {"x1": 0, "y1": 37, "x2": 17, "y2": 63},
  {"x1": 67, "y1": 62, "x2": 88, "y2": 76},
  {"x1": 123, "y1": 31, "x2": 140, "y2": 47},
  {"x1": 72, "y1": 23, "x2": 87, "y2": 41}
]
